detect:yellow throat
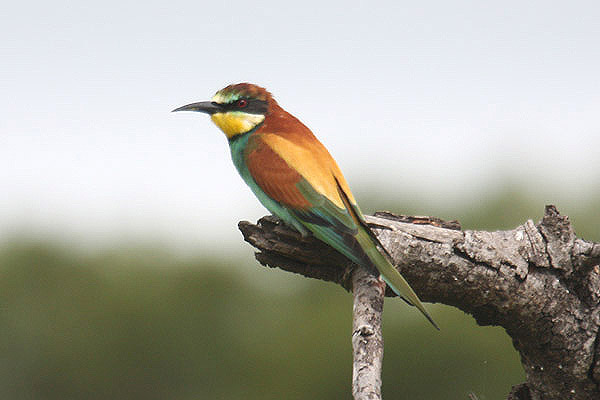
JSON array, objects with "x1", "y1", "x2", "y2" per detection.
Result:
[{"x1": 210, "y1": 112, "x2": 265, "y2": 139}]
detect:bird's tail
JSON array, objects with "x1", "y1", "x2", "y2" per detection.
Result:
[
  {"x1": 332, "y1": 176, "x2": 438, "y2": 330},
  {"x1": 355, "y1": 228, "x2": 439, "y2": 330}
]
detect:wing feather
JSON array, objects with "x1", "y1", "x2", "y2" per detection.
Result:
[
  {"x1": 245, "y1": 133, "x2": 359, "y2": 229},
  {"x1": 245, "y1": 133, "x2": 372, "y2": 266},
  {"x1": 245, "y1": 135, "x2": 310, "y2": 209}
]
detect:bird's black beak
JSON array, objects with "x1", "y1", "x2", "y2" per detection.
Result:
[{"x1": 172, "y1": 101, "x2": 223, "y2": 114}]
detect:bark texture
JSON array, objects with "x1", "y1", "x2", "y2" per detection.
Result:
[
  {"x1": 351, "y1": 267, "x2": 385, "y2": 400},
  {"x1": 238, "y1": 205, "x2": 600, "y2": 400}
]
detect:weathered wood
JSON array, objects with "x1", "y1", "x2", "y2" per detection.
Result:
[
  {"x1": 239, "y1": 205, "x2": 600, "y2": 400},
  {"x1": 351, "y1": 267, "x2": 385, "y2": 400}
]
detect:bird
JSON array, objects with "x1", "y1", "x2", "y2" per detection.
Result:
[{"x1": 173, "y1": 83, "x2": 438, "y2": 329}]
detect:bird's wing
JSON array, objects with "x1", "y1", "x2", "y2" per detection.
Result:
[
  {"x1": 246, "y1": 133, "x2": 353, "y2": 203},
  {"x1": 245, "y1": 133, "x2": 371, "y2": 264},
  {"x1": 245, "y1": 132, "x2": 439, "y2": 329}
]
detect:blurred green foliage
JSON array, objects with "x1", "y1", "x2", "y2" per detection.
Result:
[{"x1": 0, "y1": 190, "x2": 597, "y2": 400}]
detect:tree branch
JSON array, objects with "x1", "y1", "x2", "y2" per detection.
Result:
[
  {"x1": 351, "y1": 267, "x2": 385, "y2": 400},
  {"x1": 238, "y1": 205, "x2": 600, "y2": 399}
]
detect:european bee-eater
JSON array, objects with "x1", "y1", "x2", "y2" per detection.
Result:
[{"x1": 174, "y1": 83, "x2": 437, "y2": 329}]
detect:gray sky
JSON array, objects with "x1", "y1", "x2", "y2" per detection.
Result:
[{"x1": 2, "y1": 1, "x2": 599, "y2": 250}]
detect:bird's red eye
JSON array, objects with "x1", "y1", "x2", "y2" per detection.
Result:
[{"x1": 237, "y1": 99, "x2": 248, "y2": 108}]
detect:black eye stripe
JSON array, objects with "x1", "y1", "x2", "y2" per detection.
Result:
[{"x1": 220, "y1": 98, "x2": 268, "y2": 115}]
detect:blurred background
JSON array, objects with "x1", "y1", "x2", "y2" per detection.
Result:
[{"x1": 1, "y1": 1, "x2": 599, "y2": 399}]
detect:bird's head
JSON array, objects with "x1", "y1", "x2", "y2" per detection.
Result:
[{"x1": 173, "y1": 83, "x2": 274, "y2": 139}]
